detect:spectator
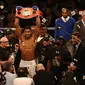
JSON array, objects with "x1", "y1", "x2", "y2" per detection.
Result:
[
  {"x1": 3, "y1": 62, "x2": 16, "y2": 85},
  {"x1": 74, "y1": 10, "x2": 85, "y2": 43},
  {"x1": 51, "y1": 36, "x2": 72, "y2": 85},
  {"x1": 13, "y1": 67, "x2": 34, "y2": 85},
  {"x1": 37, "y1": 24, "x2": 54, "y2": 43},
  {"x1": 0, "y1": 61, "x2": 6, "y2": 85},
  {"x1": 43, "y1": 7, "x2": 56, "y2": 27},
  {"x1": 68, "y1": 32, "x2": 85, "y2": 85},
  {"x1": 36, "y1": 37, "x2": 53, "y2": 71},
  {"x1": 33, "y1": 63, "x2": 54, "y2": 85},
  {"x1": 0, "y1": 36, "x2": 14, "y2": 65},
  {"x1": 5, "y1": 29, "x2": 19, "y2": 53},
  {"x1": 54, "y1": 8, "x2": 76, "y2": 41},
  {"x1": 58, "y1": 71, "x2": 80, "y2": 85}
]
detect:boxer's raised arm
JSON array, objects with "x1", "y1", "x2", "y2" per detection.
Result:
[
  {"x1": 35, "y1": 16, "x2": 41, "y2": 28},
  {"x1": 14, "y1": 17, "x2": 22, "y2": 38}
]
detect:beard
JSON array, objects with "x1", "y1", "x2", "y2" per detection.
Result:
[
  {"x1": 63, "y1": 16, "x2": 68, "y2": 18},
  {"x1": 23, "y1": 34, "x2": 32, "y2": 39}
]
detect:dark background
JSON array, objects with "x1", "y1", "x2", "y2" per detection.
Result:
[{"x1": 1, "y1": 0, "x2": 85, "y2": 9}]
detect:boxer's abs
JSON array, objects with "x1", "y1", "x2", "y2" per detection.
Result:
[
  {"x1": 20, "y1": 37, "x2": 36, "y2": 61},
  {"x1": 21, "y1": 48, "x2": 35, "y2": 61}
]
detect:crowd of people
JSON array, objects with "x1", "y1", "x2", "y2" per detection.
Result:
[{"x1": 0, "y1": 1, "x2": 85, "y2": 85}]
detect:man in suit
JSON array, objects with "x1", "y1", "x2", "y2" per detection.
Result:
[
  {"x1": 74, "y1": 10, "x2": 85, "y2": 43},
  {"x1": 68, "y1": 32, "x2": 85, "y2": 85}
]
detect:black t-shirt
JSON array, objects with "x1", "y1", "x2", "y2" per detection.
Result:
[
  {"x1": 8, "y1": 37, "x2": 19, "y2": 52},
  {"x1": 0, "y1": 47, "x2": 9, "y2": 61},
  {"x1": 52, "y1": 46, "x2": 72, "y2": 63},
  {"x1": 36, "y1": 43, "x2": 53, "y2": 68}
]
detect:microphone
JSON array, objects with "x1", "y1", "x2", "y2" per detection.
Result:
[
  {"x1": 57, "y1": 26, "x2": 61, "y2": 30},
  {"x1": 56, "y1": 26, "x2": 72, "y2": 37},
  {"x1": 56, "y1": 25, "x2": 85, "y2": 45}
]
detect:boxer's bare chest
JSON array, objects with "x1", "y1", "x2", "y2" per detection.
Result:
[{"x1": 19, "y1": 35, "x2": 37, "y2": 60}]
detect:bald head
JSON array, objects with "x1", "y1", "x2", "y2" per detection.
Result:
[
  {"x1": 0, "y1": 36, "x2": 9, "y2": 48},
  {"x1": 0, "y1": 36, "x2": 8, "y2": 42},
  {"x1": 36, "y1": 64, "x2": 45, "y2": 71}
]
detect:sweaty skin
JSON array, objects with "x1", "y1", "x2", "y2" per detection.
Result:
[
  {"x1": 15, "y1": 17, "x2": 41, "y2": 61},
  {"x1": 19, "y1": 34, "x2": 37, "y2": 61}
]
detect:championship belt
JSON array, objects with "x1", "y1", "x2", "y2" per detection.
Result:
[{"x1": 15, "y1": 6, "x2": 43, "y2": 19}]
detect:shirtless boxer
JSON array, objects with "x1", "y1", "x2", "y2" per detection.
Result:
[{"x1": 14, "y1": 15, "x2": 41, "y2": 77}]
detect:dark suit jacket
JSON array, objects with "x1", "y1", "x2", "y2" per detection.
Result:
[
  {"x1": 74, "y1": 20, "x2": 85, "y2": 43},
  {"x1": 73, "y1": 42, "x2": 85, "y2": 85},
  {"x1": 74, "y1": 42, "x2": 85, "y2": 71}
]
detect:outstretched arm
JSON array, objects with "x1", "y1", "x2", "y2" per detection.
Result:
[
  {"x1": 14, "y1": 17, "x2": 22, "y2": 38},
  {"x1": 32, "y1": 16, "x2": 41, "y2": 38},
  {"x1": 35, "y1": 16, "x2": 41, "y2": 28}
]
